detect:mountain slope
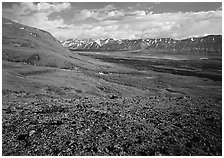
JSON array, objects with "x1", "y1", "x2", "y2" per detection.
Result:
[
  {"x1": 2, "y1": 18, "x2": 97, "y2": 69},
  {"x1": 61, "y1": 35, "x2": 222, "y2": 53}
]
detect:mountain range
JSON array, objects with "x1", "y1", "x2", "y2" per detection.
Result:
[{"x1": 61, "y1": 35, "x2": 222, "y2": 53}]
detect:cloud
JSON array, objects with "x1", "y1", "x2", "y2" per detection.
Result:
[
  {"x1": 73, "y1": 4, "x2": 120, "y2": 22},
  {"x1": 36, "y1": 2, "x2": 71, "y2": 12},
  {"x1": 3, "y1": 2, "x2": 71, "y2": 40},
  {"x1": 57, "y1": 26, "x2": 71, "y2": 29},
  {"x1": 11, "y1": 2, "x2": 71, "y2": 15},
  {"x1": 3, "y1": 2, "x2": 222, "y2": 40},
  {"x1": 3, "y1": 2, "x2": 71, "y2": 27},
  {"x1": 74, "y1": 9, "x2": 96, "y2": 21},
  {"x1": 101, "y1": 4, "x2": 116, "y2": 12},
  {"x1": 76, "y1": 10, "x2": 221, "y2": 40}
]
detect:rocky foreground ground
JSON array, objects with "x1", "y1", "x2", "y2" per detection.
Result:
[{"x1": 2, "y1": 88, "x2": 222, "y2": 156}]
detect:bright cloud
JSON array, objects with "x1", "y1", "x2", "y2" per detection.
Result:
[
  {"x1": 3, "y1": 2, "x2": 71, "y2": 33},
  {"x1": 70, "y1": 9, "x2": 222, "y2": 40},
  {"x1": 2, "y1": 2, "x2": 222, "y2": 40},
  {"x1": 73, "y1": 4, "x2": 123, "y2": 22}
]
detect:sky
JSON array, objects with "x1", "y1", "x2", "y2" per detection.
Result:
[{"x1": 2, "y1": 2, "x2": 222, "y2": 40}]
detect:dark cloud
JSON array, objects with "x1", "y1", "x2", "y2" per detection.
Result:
[{"x1": 57, "y1": 26, "x2": 71, "y2": 29}]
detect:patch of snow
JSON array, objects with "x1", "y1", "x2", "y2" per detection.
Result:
[
  {"x1": 62, "y1": 69, "x2": 72, "y2": 71},
  {"x1": 69, "y1": 43, "x2": 74, "y2": 47},
  {"x1": 20, "y1": 27, "x2": 25, "y2": 30},
  {"x1": 87, "y1": 43, "x2": 93, "y2": 49},
  {"x1": 99, "y1": 72, "x2": 105, "y2": 75},
  {"x1": 105, "y1": 39, "x2": 109, "y2": 44},
  {"x1": 191, "y1": 38, "x2": 194, "y2": 42},
  {"x1": 95, "y1": 39, "x2": 101, "y2": 46},
  {"x1": 13, "y1": 43, "x2": 21, "y2": 47},
  {"x1": 30, "y1": 32, "x2": 37, "y2": 36},
  {"x1": 146, "y1": 77, "x2": 153, "y2": 79},
  {"x1": 117, "y1": 39, "x2": 122, "y2": 44},
  {"x1": 199, "y1": 58, "x2": 208, "y2": 60},
  {"x1": 5, "y1": 22, "x2": 12, "y2": 25}
]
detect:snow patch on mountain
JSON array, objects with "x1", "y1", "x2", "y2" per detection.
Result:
[{"x1": 95, "y1": 39, "x2": 101, "y2": 46}]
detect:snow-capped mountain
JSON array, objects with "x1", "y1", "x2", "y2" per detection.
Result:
[{"x1": 61, "y1": 35, "x2": 222, "y2": 53}]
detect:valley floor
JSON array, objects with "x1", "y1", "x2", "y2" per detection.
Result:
[{"x1": 2, "y1": 51, "x2": 222, "y2": 156}]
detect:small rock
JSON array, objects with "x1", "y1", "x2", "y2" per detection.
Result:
[
  {"x1": 155, "y1": 151, "x2": 163, "y2": 156},
  {"x1": 17, "y1": 134, "x2": 28, "y2": 140},
  {"x1": 49, "y1": 120, "x2": 63, "y2": 125},
  {"x1": 29, "y1": 130, "x2": 36, "y2": 136},
  {"x1": 110, "y1": 94, "x2": 118, "y2": 99}
]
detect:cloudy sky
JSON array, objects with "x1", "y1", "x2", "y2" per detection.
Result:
[{"x1": 2, "y1": 2, "x2": 222, "y2": 40}]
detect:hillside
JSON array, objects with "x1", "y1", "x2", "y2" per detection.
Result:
[{"x1": 2, "y1": 18, "x2": 98, "y2": 70}]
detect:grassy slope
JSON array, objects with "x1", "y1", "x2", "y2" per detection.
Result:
[{"x1": 2, "y1": 18, "x2": 99, "y2": 70}]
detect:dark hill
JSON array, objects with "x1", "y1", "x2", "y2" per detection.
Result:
[{"x1": 2, "y1": 18, "x2": 96, "y2": 69}]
